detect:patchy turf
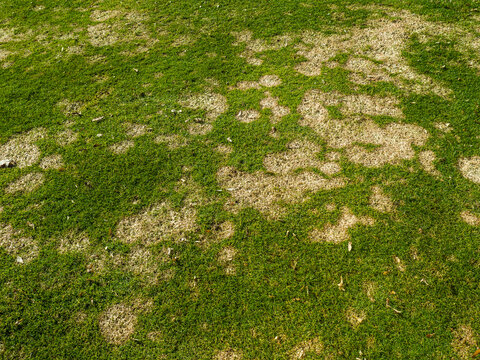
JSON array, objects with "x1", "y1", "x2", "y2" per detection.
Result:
[{"x1": 1, "y1": 0, "x2": 480, "y2": 359}]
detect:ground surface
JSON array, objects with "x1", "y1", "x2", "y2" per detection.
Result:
[{"x1": 1, "y1": 0, "x2": 480, "y2": 359}]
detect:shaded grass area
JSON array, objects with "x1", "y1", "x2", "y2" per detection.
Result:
[{"x1": 0, "y1": 0, "x2": 480, "y2": 359}]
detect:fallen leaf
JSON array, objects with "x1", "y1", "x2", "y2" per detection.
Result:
[{"x1": 473, "y1": 349, "x2": 480, "y2": 358}]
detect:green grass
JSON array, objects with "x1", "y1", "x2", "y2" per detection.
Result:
[{"x1": 1, "y1": 0, "x2": 480, "y2": 359}]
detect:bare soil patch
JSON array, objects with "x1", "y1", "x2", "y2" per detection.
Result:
[{"x1": 310, "y1": 207, "x2": 374, "y2": 243}]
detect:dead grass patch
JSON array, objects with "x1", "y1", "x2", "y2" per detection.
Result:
[
  {"x1": 0, "y1": 223, "x2": 38, "y2": 263},
  {"x1": 460, "y1": 210, "x2": 480, "y2": 226},
  {"x1": 458, "y1": 156, "x2": 480, "y2": 184},
  {"x1": 88, "y1": 23, "x2": 120, "y2": 46},
  {"x1": 310, "y1": 207, "x2": 374, "y2": 243},
  {"x1": 0, "y1": 128, "x2": 46, "y2": 168},
  {"x1": 451, "y1": 324, "x2": 479, "y2": 360},
  {"x1": 90, "y1": 10, "x2": 122, "y2": 22},
  {"x1": 298, "y1": 90, "x2": 429, "y2": 167},
  {"x1": 56, "y1": 129, "x2": 78, "y2": 146},
  {"x1": 218, "y1": 166, "x2": 345, "y2": 218},
  {"x1": 232, "y1": 30, "x2": 293, "y2": 66},
  {"x1": 218, "y1": 246, "x2": 237, "y2": 275},
  {"x1": 171, "y1": 35, "x2": 195, "y2": 47},
  {"x1": 123, "y1": 246, "x2": 162, "y2": 283},
  {"x1": 215, "y1": 221, "x2": 235, "y2": 239},
  {"x1": 116, "y1": 180, "x2": 204, "y2": 244},
  {"x1": 39, "y1": 154, "x2": 64, "y2": 170},
  {"x1": 0, "y1": 49, "x2": 12, "y2": 61},
  {"x1": 363, "y1": 281, "x2": 377, "y2": 302},
  {"x1": 215, "y1": 144, "x2": 233, "y2": 155},
  {"x1": 346, "y1": 308, "x2": 366, "y2": 328},
  {"x1": 57, "y1": 99, "x2": 83, "y2": 116},
  {"x1": 290, "y1": 338, "x2": 323, "y2": 360},
  {"x1": 181, "y1": 93, "x2": 228, "y2": 121},
  {"x1": 260, "y1": 92, "x2": 290, "y2": 123},
  {"x1": 58, "y1": 230, "x2": 90, "y2": 253},
  {"x1": 434, "y1": 122, "x2": 452, "y2": 133},
  {"x1": 418, "y1": 150, "x2": 441, "y2": 177},
  {"x1": 5, "y1": 172, "x2": 44, "y2": 194},
  {"x1": 233, "y1": 81, "x2": 261, "y2": 90},
  {"x1": 124, "y1": 122, "x2": 150, "y2": 138},
  {"x1": 116, "y1": 201, "x2": 198, "y2": 244},
  {"x1": 154, "y1": 134, "x2": 187, "y2": 149},
  {"x1": 263, "y1": 140, "x2": 340, "y2": 176},
  {"x1": 235, "y1": 109, "x2": 260, "y2": 123},
  {"x1": 188, "y1": 123, "x2": 213, "y2": 135},
  {"x1": 369, "y1": 186, "x2": 394, "y2": 213},
  {"x1": 215, "y1": 349, "x2": 242, "y2": 360},
  {"x1": 99, "y1": 298, "x2": 153, "y2": 345},
  {"x1": 295, "y1": 11, "x2": 456, "y2": 97},
  {"x1": 109, "y1": 140, "x2": 135, "y2": 154},
  {"x1": 258, "y1": 75, "x2": 282, "y2": 87}
]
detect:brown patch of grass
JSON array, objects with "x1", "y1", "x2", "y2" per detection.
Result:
[
  {"x1": 181, "y1": 93, "x2": 228, "y2": 121},
  {"x1": 310, "y1": 207, "x2": 374, "y2": 243},
  {"x1": 124, "y1": 122, "x2": 150, "y2": 138},
  {"x1": 232, "y1": 30, "x2": 293, "y2": 66},
  {"x1": 434, "y1": 122, "x2": 452, "y2": 133},
  {"x1": 116, "y1": 201, "x2": 198, "y2": 244},
  {"x1": 218, "y1": 246, "x2": 237, "y2": 275},
  {"x1": 5, "y1": 172, "x2": 45, "y2": 194},
  {"x1": 154, "y1": 134, "x2": 188, "y2": 149},
  {"x1": 109, "y1": 140, "x2": 135, "y2": 154},
  {"x1": 56, "y1": 129, "x2": 78, "y2": 146},
  {"x1": 418, "y1": 150, "x2": 441, "y2": 177},
  {"x1": 215, "y1": 144, "x2": 233, "y2": 155},
  {"x1": 290, "y1": 338, "x2": 323, "y2": 360},
  {"x1": 171, "y1": 35, "x2": 195, "y2": 47},
  {"x1": 234, "y1": 81, "x2": 261, "y2": 90},
  {"x1": 296, "y1": 12, "x2": 455, "y2": 97},
  {"x1": 215, "y1": 349, "x2": 243, "y2": 360},
  {"x1": 124, "y1": 246, "x2": 161, "y2": 283},
  {"x1": 458, "y1": 156, "x2": 480, "y2": 184},
  {"x1": 218, "y1": 166, "x2": 345, "y2": 218},
  {"x1": 451, "y1": 324, "x2": 479, "y2": 360},
  {"x1": 87, "y1": 23, "x2": 120, "y2": 46},
  {"x1": 0, "y1": 49, "x2": 12, "y2": 61},
  {"x1": 363, "y1": 281, "x2": 377, "y2": 302},
  {"x1": 260, "y1": 92, "x2": 290, "y2": 123},
  {"x1": 460, "y1": 210, "x2": 480, "y2": 226},
  {"x1": 99, "y1": 298, "x2": 153, "y2": 345},
  {"x1": 188, "y1": 122, "x2": 213, "y2": 135},
  {"x1": 0, "y1": 223, "x2": 38, "y2": 263},
  {"x1": 370, "y1": 185, "x2": 394, "y2": 213},
  {"x1": 57, "y1": 99, "x2": 83, "y2": 116},
  {"x1": 215, "y1": 221, "x2": 235, "y2": 239},
  {"x1": 258, "y1": 74, "x2": 282, "y2": 87},
  {"x1": 235, "y1": 109, "x2": 260, "y2": 123},
  {"x1": 0, "y1": 128, "x2": 46, "y2": 168},
  {"x1": 90, "y1": 10, "x2": 122, "y2": 22},
  {"x1": 346, "y1": 308, "x2": 366, "y2": 328},
  {"x1": 58, "y1": 230, "x2": 90, "y2": 253},
  {"x1": 394, "y1": 256, "x2": 406, "y2": 272},
  {"x1": 263, "y1": 140, "x2": 340, "y2": 175},
  {"x1": 39, "y1": 154, "x2": 64, "y2": 170},
  {"x1": 298, "y1": 90, "x2": 429, "y2": 167},
  {"x1": 116, "y1": 179, "x2": 204, "y2": 244}
]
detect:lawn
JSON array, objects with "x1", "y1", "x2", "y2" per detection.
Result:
[{"x1": 0, "y1": 0, "x2": 480, "y2": 359}]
